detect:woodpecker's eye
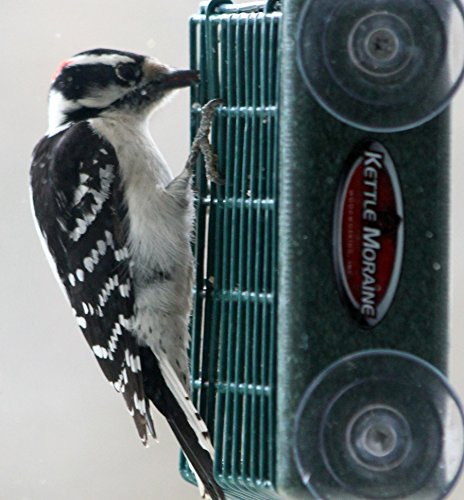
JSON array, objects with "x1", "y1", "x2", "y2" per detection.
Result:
[{"x1": 115, "y1": 63, "x2": 140, "y2": 84}]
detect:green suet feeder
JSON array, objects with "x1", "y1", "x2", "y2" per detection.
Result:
[{"x1": 182, "y1": 0, "x2": 464, "y2": 498}]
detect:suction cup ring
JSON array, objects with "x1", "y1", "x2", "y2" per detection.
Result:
[
  {"x1": 293, "y1": 350, "x2": 464, "y2": 500},
  {"x1": 346, "y1": 404, "x2": 412, "y2": 472},
  {"x1": 348, "y1": 12, "x2": 414, "y2": 78},
  {"x1": 297, "y1": 0, "x2": 464, "y2": 132}
]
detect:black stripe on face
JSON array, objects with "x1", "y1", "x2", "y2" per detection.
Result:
[
  {"x1": 53, "y1": 64, "x2": 114, "y2": 100},
  {"x1": 52, "y1": 62, "x2": 143, "y2": 101}
]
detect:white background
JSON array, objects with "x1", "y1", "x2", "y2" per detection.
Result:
[{"x1": 2, "y1": 1, "x2": 464, "y2": 499}]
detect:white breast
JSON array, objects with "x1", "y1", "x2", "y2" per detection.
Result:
[{"x1": 90, "y1": 114, "x2": 193, "y2": 269}]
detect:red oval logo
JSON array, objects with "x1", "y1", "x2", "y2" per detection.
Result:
[{"x1": 333, "y1": 141, "x2": 404, "y2": 328}]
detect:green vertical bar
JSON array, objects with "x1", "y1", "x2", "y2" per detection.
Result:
[
  {"x1": 205, "y1": 11, "x2": 220, "y2": 99},
  {"x1": 243, "y1": 13, "x2": 255, "y2": 486},
  {"x1": 233, "y1": 13, "x2": 247, "y2": 487},
  {"x1": 220, "y1": 13, "x2": 236, "y2": 478},
  {"x1": 250, "y1": 13, "x2": 261, "y2": 487},
  {"x1": 268, "y1": 12, "x2": 280, "y2": 490},
  {"x1": 241, "y1": 21, "x2": 250, "y2": 487},
  {"x1": 196, "y1": 15, "x2": 210, "y2": 423},
  {"x1": 189, "y1": 14, "x2": 202, "y2": 401},
  {"x1": 257, "y1": 12, "x2": 268, "y2": 485},
  {"x1": 203, "y1": 17, "x2": 222, "y2": 431},
  {"x1": 218, "y1": 13, "x2": 232, "y2": 482},
  {"x1": 212, "y1": 14, "x2": 228, "y2": 482}
]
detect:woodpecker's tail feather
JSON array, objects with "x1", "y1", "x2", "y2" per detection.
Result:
[{"x1": 140, "y1": 347, "x2": 225, "y2": 500}]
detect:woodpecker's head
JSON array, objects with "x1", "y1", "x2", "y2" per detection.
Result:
[{"x1": 48, "y1": 48, "x2": 199, "y2": 131}]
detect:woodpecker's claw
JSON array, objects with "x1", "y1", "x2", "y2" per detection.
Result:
[{"x1": 187, "y1": 99, "x2": 224, "y2": 184}]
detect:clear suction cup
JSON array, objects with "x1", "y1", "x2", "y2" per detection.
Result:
[
  {"x1": 297, "y1": 0, "x2": 464, "y2": 132},
  {"x1": 293, "y1": 350, "x2": 464, "y2": 499}
]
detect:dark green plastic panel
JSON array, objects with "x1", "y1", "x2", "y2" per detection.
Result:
[{"x1": 277, "y1": 0, "x2": 450, "y2": 498}]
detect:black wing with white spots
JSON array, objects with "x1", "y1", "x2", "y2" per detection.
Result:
[
  {"x1": 30, "y1": 121, "x2": 153, "y2": 443},
  {"x1": 31, "y1": 119, "x2": 225, "y2": 500}
]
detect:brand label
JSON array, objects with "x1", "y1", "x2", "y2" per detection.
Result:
[{"x1": 333, "y1": 141, "x2": 404, "y2": 327}]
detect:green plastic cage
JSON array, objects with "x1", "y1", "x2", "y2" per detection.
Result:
[
  {"x1": 183, "y1": 1, "x2": 281, "y2": 498},
  {"x1": 181, "y1": 0, "x2": 464, "y2": 499}
]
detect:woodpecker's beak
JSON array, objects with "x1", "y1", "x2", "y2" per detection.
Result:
[
  {"x1": 144, "y1": 59, "x2": 200, "y2": 89},
  {"x1": 133, "y1": 60, "x2": 200, "y2": 108},
  {"x1": 157, "y1": 69, "x2": 200, "y2": 90}
]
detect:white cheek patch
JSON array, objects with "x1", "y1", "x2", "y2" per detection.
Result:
[
  {"x1": 47, "y1": 90, "x2": 80, "y2": 134},
  {"x1": 48, "y1": 58, "x2": 136, "y2": 134},
  {"x1": 77, "y1": 84, "x2": 128, "y2": 110}
]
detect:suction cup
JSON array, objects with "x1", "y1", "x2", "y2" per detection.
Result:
[
  {"x1": 297, "y1": 0, "x2": 464, "y2": 132},
  {"x1": 293, "y1": 350, "x2": 464, "y2": 499}
]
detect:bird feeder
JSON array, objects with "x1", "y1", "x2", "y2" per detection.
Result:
[{"x1": 182, "y1": 1, "x2": 464, "y2": 498}]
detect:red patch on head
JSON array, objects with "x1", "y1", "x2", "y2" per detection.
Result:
[{"x1": 51, "y1": 60, "x2": 71, "y2": 82}]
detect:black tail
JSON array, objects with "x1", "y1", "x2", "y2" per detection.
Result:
[{"x1": 140, "y1": 346, "x2": 225, "y2": 500}]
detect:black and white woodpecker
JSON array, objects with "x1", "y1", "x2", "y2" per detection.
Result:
[{"x1": 30, "y1": 48, "x2": 224, "y2": 500}]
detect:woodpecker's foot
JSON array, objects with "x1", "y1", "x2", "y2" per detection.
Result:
[
  {"x1": 187, "y1": 99, "x2": 224, "y2": 184},
  {"x1": 200, "y1": 144, "x2": 223, "y2": 186}
]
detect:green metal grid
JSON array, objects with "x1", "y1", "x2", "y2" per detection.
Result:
[{"x1": 181, "y1": 1, "x2": 282, "y2": 498}]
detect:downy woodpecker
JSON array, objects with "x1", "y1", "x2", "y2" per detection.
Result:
[{"x1": 30, "y1": 48, "x2": 224, "y2": 500}]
